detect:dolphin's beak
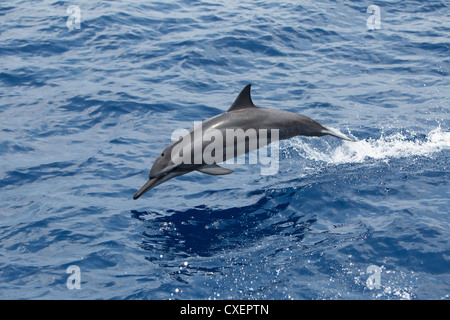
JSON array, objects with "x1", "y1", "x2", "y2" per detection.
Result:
[
  {"x1": 133, "y1": 178, "x2": 159, "y2": 200},
  {"x1": 133, "y1": 169, "x2": 185, "y2": 200}
]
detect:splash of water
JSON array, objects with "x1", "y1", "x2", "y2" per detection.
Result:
[{"x1": 287, "y1": 127, "x2": 449, "y2": 165}]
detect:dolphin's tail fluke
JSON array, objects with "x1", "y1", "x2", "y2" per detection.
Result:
[{"x1": 322, "y1": 129, "x2": 356, "y2": 142}]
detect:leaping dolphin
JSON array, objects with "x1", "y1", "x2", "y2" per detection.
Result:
[{"x1": 133, "y1": 84, "x2": 354, "y2": 199}]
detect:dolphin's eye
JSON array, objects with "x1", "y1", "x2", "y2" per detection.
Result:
[{"x1": 161, "y1": 153, "x2": 164, "y2": 157}]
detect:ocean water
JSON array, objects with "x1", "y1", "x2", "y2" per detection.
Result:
[{"x1": 0, "y1": 0, "x2": 449, "y2": 300}]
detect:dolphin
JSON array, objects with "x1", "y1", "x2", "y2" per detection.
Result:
[{"x1": 133, "y1": 84, "x2": 354, "y2": 199}]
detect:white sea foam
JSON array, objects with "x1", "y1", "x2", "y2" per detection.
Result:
[{"x1": 286, "y1": 127, "x2": 450, "y2": 165}]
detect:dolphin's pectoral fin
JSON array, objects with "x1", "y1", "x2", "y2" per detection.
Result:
[{"x1": 197, "y1": 164, "x2": 234, "y2": 175}]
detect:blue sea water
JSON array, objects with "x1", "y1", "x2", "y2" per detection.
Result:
[{"x1": 0, "y1": 0, "x2": 449, "y2": 300}]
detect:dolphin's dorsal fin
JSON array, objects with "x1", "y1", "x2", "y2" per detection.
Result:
[{"x1": 227, "y1": 84, "x2": 257, "y2": 112}]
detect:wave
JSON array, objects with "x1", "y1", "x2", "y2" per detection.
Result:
[{"x1": 286, "y1": 127, "x2": 449, "y2": 165}]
